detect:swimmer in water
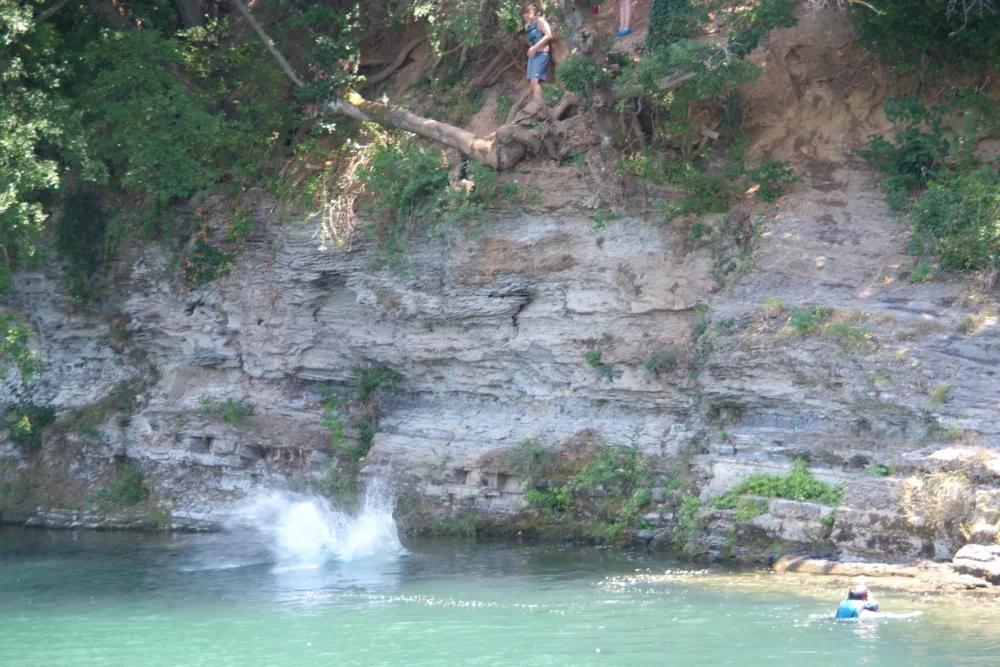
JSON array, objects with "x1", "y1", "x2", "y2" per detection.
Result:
[{"x1": 835, "y1": 585, "x2": 880, "y2": 619}]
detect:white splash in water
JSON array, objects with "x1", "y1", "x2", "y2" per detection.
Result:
[{"x1": 228, "y1": 482, "x2": 403, "y2": 565}]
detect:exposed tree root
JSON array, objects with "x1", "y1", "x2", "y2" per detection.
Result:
[{"x1": 368, "y1": 37, "x2": 425, "y2": 86}]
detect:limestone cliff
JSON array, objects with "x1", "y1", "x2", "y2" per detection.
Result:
[{"x1": 1, "y1": 9, "x2": 998, "y2": 561}]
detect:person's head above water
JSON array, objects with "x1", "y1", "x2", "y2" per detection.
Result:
[{"x1": 847, "y1": 585, "x2": 870, "y2": 601}]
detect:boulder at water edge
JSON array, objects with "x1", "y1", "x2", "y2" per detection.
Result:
[{"x1": 952, "y1": 544, "x2": 1000, "y2": 584}]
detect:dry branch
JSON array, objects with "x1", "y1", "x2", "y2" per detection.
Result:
[{"x1": 232, "y1": 0, "x2": 304, "y2": 87}]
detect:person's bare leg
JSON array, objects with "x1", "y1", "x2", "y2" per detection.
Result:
[
  {"x1": 619, "y1": 0, "x2": 631, "y2": 32},
  {"x1": 530, "y1": 78, "x2": 542, "y2": 100}
]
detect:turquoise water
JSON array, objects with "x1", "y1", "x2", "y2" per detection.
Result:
[{"x1": 1, "y1": 526, "x2": 997, "y2": 666}]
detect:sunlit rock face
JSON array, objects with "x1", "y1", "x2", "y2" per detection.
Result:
[{"x1": 3, "y1": 191, "x2": 999, "y2": 561}]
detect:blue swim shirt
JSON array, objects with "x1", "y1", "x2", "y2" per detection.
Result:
[{"x1": 835, "y1": 599, "x2": 879, "y2": 619}]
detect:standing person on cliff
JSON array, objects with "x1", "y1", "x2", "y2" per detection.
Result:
[{"x1": 522, "y1": 3, "x2": 553, "y2": 101}]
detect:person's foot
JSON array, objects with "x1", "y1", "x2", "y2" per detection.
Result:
[{"x1": 615, "y1": 28, "x2": 632, "y2": 37}]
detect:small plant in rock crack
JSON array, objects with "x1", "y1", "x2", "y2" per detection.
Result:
[
  {"x1": 925, "y1": 382, "x2": 952, "y2": 407},
  {"x1": 643, "y1": 347, "x2": 679, "y2": 377},
  {"x1": 317, "y1": 364, "x2": 403, "y2": 462},
  {"x1": 762, "y1": 297, "x2": 784, "y2": 317},
  {"x1": 866, "y1": 462, "x2": 896, "y2": 477},
  {"x1": 788, "y1": 305, "x2": 830, "y2": 334},
  {"x1": 747, "y1": 160, "x2": 800, "y2": 202},
  {"x1": 585, "y1": 349, "x2": 621, "y2": 383},
  {"x1": 198, "y1": 396, "x2": 252, "y2": 427}
]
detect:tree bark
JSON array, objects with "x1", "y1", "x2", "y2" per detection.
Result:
[
  {"x1": 559, "y1": 0, "x2": 628, "y2": 148},
  {"x1": 172, "y1": 0, "x2": 205, "y2": 27},
  {"x1": 328, "y1": 92, "x2": 529, "y2": 170}
]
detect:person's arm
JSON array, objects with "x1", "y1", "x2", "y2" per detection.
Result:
[
  {"x1": 863, "y1": 599, "x2": 880, "y2": 612},
  {"x1": 528, "y1": 17, "x2": 554, "y2": 55}
]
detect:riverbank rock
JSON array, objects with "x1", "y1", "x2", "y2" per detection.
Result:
[
  {"x1": 952, "y1": 545, "x2": 1000, "y2": 585},
  {"x1": 12, "y1": 508, "x2": 217, "y2": 532},
  {"x1": 772, "y1": 555, "x2": 996, "y2": 593}
]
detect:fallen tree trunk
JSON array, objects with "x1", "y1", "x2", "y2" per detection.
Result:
[
  {"x1": 328, "y1": 92, "x2": 530, "y2": 170},
  {"x1": 232, "y1": 0, "x2": 543, "y2": 170}
]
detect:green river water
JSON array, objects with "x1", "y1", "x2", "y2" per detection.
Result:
[{"x1": 1, "y1": 520, "x2": 998, "y2": 666}]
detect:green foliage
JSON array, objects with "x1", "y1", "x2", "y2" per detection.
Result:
[
  {"x1": 95, "y1": 462, "x2": 149, "y2": 506},
  {"x1": 79, "y1": 29, "x2": 222, "y2": 218},
  {"x1": 645, "y1": 0, "x2": 698, "y2": 51},
  {"x1": 762, "y1": 297, "x2": 784, "y2": 316},
  {"x1": 747, "y1": 160, "x2": 799, "y2": 201},
  {"x1": 147, "y1": 508, "x2": 171, "y2": 526},
  {"x1": 643, "y1": 347, "x2": 679, "y2": 376},
  {"x1": 851, "y1": 0, "x2": 1000, "y2": 72},
  {"x1": 177, "y1": 17, "x2": 298, "y2": 187},
  {"x1": 197, "y1": 396, "x2": 253, "y2": 426},
  {"x1": 860, "y1": 97, "x2": 1000, "y2": 276},
  {"x1": 429, "y1": 512, "x2": 481, "y2": 537},
  {"x1": 356, "y1": 365, "x2": 402, "y2": 402},
  {"x1": 788, "y1": 305, "x2": 829, "y2": 334},
  {"x1": 181, "y1": 206, "x2": 254, "y2": 289},
  {"x1": 503, "y1": 439, "x2": 555, "y2": 491},
  {"x1": 54, "y1": 191, "x2": 106, "y2": 301},
  {"x1": 676, "y1": 494, "x2": 704, "y2": 554},
  {"x1": 720, "y1": 459, "x2": 845, "y2": 507},
  {"x1": 584, "y1": 348, "x2": 620, "y2": 383},
  {"x1": 318, "y1": 365, "x2": 402, "y2": 461},
  {"x1": 512, "y1": 433, "x2": 656, "y2": 541},
  {"x1": 866, "y1": 462, "x2": 894, "y2": 477},
  {"x1": 723, "y1": 0, "x2": 797, "y2": 58},
  {"x1": 823, "y1": 321, "x2": 871, "y2": 350},
  {"x1": 496, "y1": 0, "x2": 524, "y2": 34},
  {"x1": 572, "y1": 440, "x2": 651, "y2": 502},
  {"x1": 67, "y1": 381, "x2": 141, "y2": 432},
  {"x1": 925, "y1": 382, "x2": 952, "y2": 407},
  {"x1": 555, "y1": 57, "x2": 611, "y2": 98},
  {"x1": 0, "y1": 314, "x2": 41, "y2": 382},
  {"x1": 910, "y1": 168, "x2": 1000, "y2": 274},
  {"x1": 592, "y1": 209, "x2": 620, "y2": 231},
  {"x1": 526, "y1": 485, "x2": 574, "y2": 514},
  {"x1": 0, "y1": 1, "x2": 101, "y2": 290},
  {"x1": 733, "y1": 497, "x2": 769, "y2": 522},
  {"x1": 357, "y1": 135, "x2": 518, "y2": 265},
  {"x1": 542, "y1": 82, "x2": 566, "y2": 107},
  {"x1": 858, "y1": 98, "x2": 950, "y2": 212},
  {"x1": 494, "y1": 91, "x2": 515, "y2": 122},
  {"x1": 4, "y1": 402, "x2": 55, "y2": 448},
  {"x1": 295, "y1": 10, "x2": 362, "y2": 103}
]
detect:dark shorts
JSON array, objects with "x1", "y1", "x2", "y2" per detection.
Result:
[{"x1": 527, "y1": 52, "x2": 550, "y2": 81}]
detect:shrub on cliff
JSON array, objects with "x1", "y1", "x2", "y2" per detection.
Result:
[
  {"x1": 713, "y1": 459, "x2": 844, "y2": 508},
  {"x1": 851, "y1": 0, "x2": 1000, "y2": 72}
]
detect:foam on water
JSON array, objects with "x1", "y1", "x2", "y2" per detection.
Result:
[{"x1": 228, "y1": 481, "x2": 403, "y2": 566}]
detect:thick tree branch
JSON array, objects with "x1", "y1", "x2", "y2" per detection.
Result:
[
  {"x1": 37, "y1": 0, "x2": 72, "y2": 22},
  {"x1": 232, "y1": 0, "x2": 305, "y2": 87},
  {"x1": 328, "y1": 92, "x2": 538, "y2": 170},
  {"x1": 656, "y1": 71, "x2": 697, "y2": 92}
]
